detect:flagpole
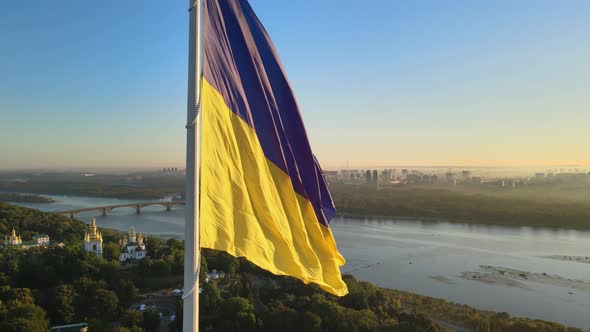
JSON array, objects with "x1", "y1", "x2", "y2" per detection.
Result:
[{"x1": 184, "y1": 0, "x2": 201, "y2": 331}]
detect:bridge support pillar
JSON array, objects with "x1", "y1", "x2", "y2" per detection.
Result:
[
  {"x1": 101, "y1": 208, "x2": 108, "y2": 216},
  {"x1": 166, "y1": 205, "x2": 172, "y2": 212},
  {"x1": 136, "y1": 206, "x2": 141, "y2": 215}
]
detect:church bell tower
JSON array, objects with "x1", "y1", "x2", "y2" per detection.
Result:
[{"x1": 83, "y1": 218, "x2": 103, "y2": 257}]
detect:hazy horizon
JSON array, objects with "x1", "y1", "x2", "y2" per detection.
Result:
[
  {"x1": 1, "y1": 165, "x2": 588, "y2": 176},
  {"x1": 2, "y1": 163, "x2": 590, "y2": 172},
  {"x1": 2, "y1": 0, "x2": 589, "y2": 169}
]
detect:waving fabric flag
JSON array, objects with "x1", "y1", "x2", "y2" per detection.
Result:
[{"x1": 200, "y1": 0, "x2": 347, "y2": 296}]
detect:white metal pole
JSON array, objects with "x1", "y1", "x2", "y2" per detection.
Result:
[{"x1": 184, "y1": 0, "x2": 201, "y2": 331}]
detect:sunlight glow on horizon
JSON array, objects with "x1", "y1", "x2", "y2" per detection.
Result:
[{"x1": 1, "y1": 0, "x2": 589, "y2": 170}]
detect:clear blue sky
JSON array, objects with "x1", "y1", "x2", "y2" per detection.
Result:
[{"x1": 1, "y1": 0, "x2": 589, "y2": 170}]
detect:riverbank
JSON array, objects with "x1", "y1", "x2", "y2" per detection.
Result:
[
  {"x1": 0, "y1": 177, "x2": 180, "y2": 200},
  {"x1": 5, "y1": 175, "x2": 590, "y2": 230},
  {"x1": 333, "y1": 216, "x2": 590, "y2": 329},
  {"x1": 0, "y1": 192, "x2": 55, "y2": 203},
  {"x1": 4, "y1": 202, "x2": 586, "y2": 331},
  {"x1": 335, "y1": 211, "x2": 590, "y2": 232},
  {"x1": 6, "y1": 200, "x2": 590, "y2": 330},
  {"x1": 461, "y1": 265, "x2": 590, "y2": 292},
  {"x1": 331, "y1": 183, "x2": 590, "y2": 230},
  {"x1": 543, "y1": 255, "x2": 590, "y2": 265},
  {"x1": 10, "y1": 184, "x2": 590, "y2": 231},
  {"x1": 0, "y1": 186, "x2": 167, "y2": 201}
]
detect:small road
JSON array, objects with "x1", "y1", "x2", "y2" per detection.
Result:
[
  {"x1": 130, "y1": 292, "x2": 179, "y2": 332},
  {"x1": 429, "y1": 317, "x2": 474, "y2": 332}
]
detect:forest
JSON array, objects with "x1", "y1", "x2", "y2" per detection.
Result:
[
  {"x1": 0, "y1": 203, "x2": 586, "y2": 331},
  {"x1": 330, "y1": 184, "x2": 590, "y2": 229}
]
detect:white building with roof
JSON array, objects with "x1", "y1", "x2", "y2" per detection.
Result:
[
  {"x1": 5, "y1": 228, "x2": 22, "y2": 246},
  {"x1": 3, "y1": 228, "x2": 50, "y2": 249},
  {"x1": 119, "y1": 226, "x2": 147, "y2": 262}
]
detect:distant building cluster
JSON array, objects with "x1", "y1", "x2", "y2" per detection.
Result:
[
  {"x1": 335, "y1": 169, "x2": 390, "y2": 186},
  {"x1": 160, "y1": 167, "x2": 184, "y2": 177},
  {"x1": 328, "y1": 168, "x2": 437, "y2": 186},
  {"x1": 325, "y1": 167, "x2": 590, "y2": 189},
  {"x1": 530, "y1": 171, "x2": 590, "y2": 184},
  {"x1": 3, "y1": 228, "x2": 50, "y2": 249}
]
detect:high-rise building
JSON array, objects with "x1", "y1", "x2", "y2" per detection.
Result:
[
  {"x1": 365, "y1": 170, "x2": 372, "y2": 184},
  {"x1": 446, "y1": 171, "x2": 454, "y2": 183},
  {"x1": 372, "y1": 170, "x2": 378, "y2": 185},
  {"x1": 381, "y1": 169, "x2": 393, "y2": 183}
]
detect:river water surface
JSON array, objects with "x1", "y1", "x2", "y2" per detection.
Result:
[{"x1": 13, "y1": 194, "x2": 590, "y2": 329}]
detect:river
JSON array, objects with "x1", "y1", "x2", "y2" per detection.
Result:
[{"x1": 12, "y1": 194, "x2": 590, "y2": 329}]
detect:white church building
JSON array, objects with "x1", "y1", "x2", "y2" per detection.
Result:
[
  {"x1": 83, "y1": 218, "x2": 103, "y2": 257},
  {"x1": 119, "y1": 226, "x2": 147, "y2": 262}
]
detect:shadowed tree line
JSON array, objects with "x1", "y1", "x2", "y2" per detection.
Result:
[
  {"x1": 0, "y1": 193, "x2": 55, "y2": 203},
  {"x1": 330, "y1": 184, "x2": 590, "y2": 229}
]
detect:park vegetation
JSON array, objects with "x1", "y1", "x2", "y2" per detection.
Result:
[{"x1": 0, "y1": 203, "x2": 586, "y2": 331}]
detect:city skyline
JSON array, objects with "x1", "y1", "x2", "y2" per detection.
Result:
[{"x1": 1, "y1": 0, "x2": 589, "y2": 169}]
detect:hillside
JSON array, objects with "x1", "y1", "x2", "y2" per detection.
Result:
[{"x1": 0, "y1": 204, "x2": 586, "y2": 331}]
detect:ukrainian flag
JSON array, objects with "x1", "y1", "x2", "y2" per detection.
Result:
[{"x1": 200, "y1": 0, "x2": 347, "y2": 296}]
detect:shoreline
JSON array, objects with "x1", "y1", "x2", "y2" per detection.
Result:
[
  {"x1": 334, "y1": 211, "x2": 590, "y2": 232},
  {"x1": 0, "y1": 192, "x2": 56, "y2": 204},
  {"x1": 4, "y1": 202, "x2": 588, "y2": 330},
  {"x1": 7, "y1": 188, "x2": 590, "y2": 232},
  {"x1": 9, "y1": 189, "x2": 590, "y2": 232},
  {"x1": 5, "y1": 183, "x2": 590, "y2": 231},
  {"x1": 0, "y1": 190, "x2": 161, "y2": 202},
  {"x1": 0, "y1": 188, "x2": 164, "y2": 201}
]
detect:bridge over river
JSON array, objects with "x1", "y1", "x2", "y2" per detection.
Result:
[{"x1": 53, "y1": 201, "x2": 186, "y2": 219}]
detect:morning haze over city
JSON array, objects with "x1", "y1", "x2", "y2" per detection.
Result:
[{"x1": 1, "y1": 1, "x2": 589, "y2": 332}]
